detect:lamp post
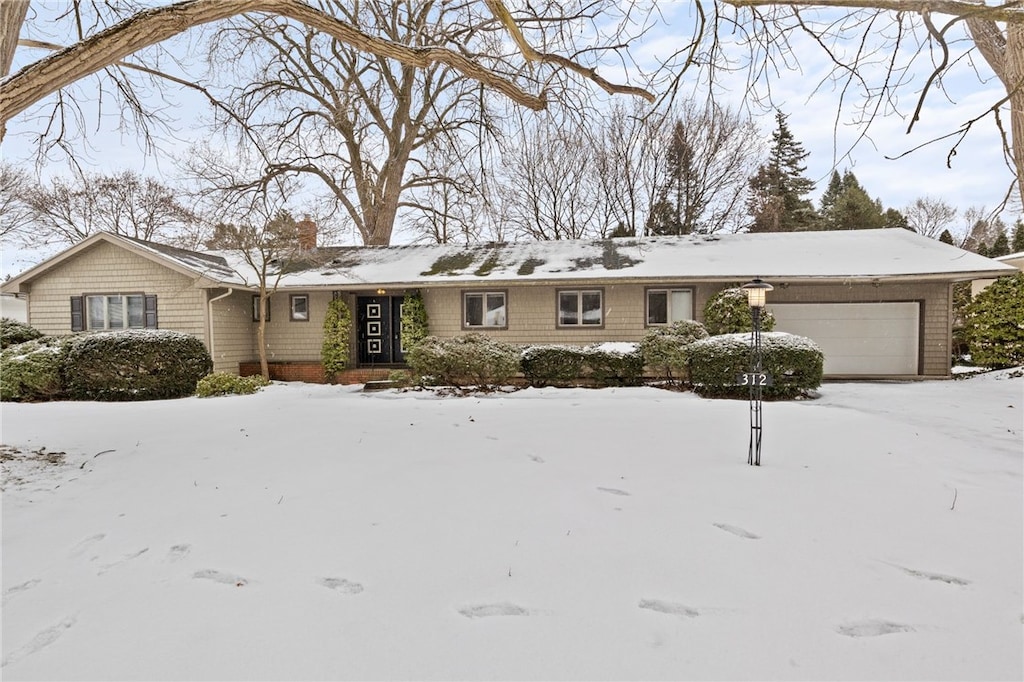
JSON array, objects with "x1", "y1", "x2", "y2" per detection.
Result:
[{"x1": 741, "y1": 278, "x2": 773, "y2": 466}]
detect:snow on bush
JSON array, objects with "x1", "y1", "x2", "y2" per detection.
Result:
[
  {"x1": 703, "y1": 288, "x2": 776, "y2": 335},
  {"x1": 688, "y1": 331, "x2": 823, "y2": 399},
  {"x1": 64, "y1": 329, "x2": 212, "y2": 401},
  {"x1": 406, "y1": 334, "x2": 520, "y2": 388},
  {"x1": 0, "y1": 317, "x2": 43, "y2": 349},
  {"x1": 195, "y1": 372, "x2": 271, "y2": 398},
  {"x1": 0, "y1": 336, "x2": 73, "y2": 402},
  {"x1": 639, "y1": 320, "x2": 709, "y2": 383}
]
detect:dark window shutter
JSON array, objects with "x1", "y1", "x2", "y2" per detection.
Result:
[
  {"x1": 144, "y1": 295, "x2": 158, "y2": 328},
  {"x1": 70, "y1": 296, "x2": 84, "y2": 332}
]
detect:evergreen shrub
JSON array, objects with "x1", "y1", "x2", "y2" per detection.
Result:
[
  {"x1": 0, "y1": 317, "x2": 43, "y2": 349},
  {"x1": 581, "y1": 343, "x2": 645, "y2": 386},
  {"x1": 400, "y1": 291, "x2": 429, "y2": 351},
  {"x1": 195, "y1": 372, "x2": 270, "y2": 397},
  {"x1": 64, "y1": 329, "x2": 213, "y2": 401},
  {"x1": 520, "y1": 345, "x2": 587, "y2": 387},
  {"x1": 688, "y1": 332, "x2": 823, "y2": 399},
  {"x1": 703, "y1": 288, "x2": 776, "y2": 335},
  {"x1": 0, "y1": 336, "x2": 73, "y2": 401},
  {"x1": 406, "y1": 333, "x2": 520, "y2": 388},
  {"x1": 639, "y1": 320, "x2": 709, "y2": 382},
  {"x1": 963, "y1": 272, "x2": 1024, "y2": 368},
  {"x1": 321, "y1": 297, "x2": 353, "y2": 381}
]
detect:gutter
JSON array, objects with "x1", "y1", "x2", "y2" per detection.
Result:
[{"x1": 207, "y1": 288, "x2": 234, "y2": 368}]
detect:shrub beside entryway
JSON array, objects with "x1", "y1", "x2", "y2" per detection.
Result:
[{"x1": 687, "y1": 332, "x2": 823, "y2": 399}]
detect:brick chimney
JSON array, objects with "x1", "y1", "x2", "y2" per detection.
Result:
[{"x1": 297, "y1": 214, "x2": 317, "y2": 250}]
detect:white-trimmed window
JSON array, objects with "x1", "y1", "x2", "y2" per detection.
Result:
[
  {"x1": 558, "y1": 290, "x2": 603, "y2": 327},
  {"x1": 646, "y1": 288, "x2": 694, "y2": 325},
  {"x1": 290, "y1": 294, "x2": 309, "y2": 321},
  {"x1": 464, "y1": 291, "x2": 507, "y2": 328},
  {"x1": 86, "y1": 294, "x2": 145, "y2": 330}
]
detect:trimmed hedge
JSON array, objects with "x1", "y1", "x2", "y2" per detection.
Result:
[
  {"x1": 196, "y1": 372, "x2": 271, "y2": 397},
  {"x1": 581, "y1": 343, "x2": 644, "y2": 386},
  {"x1": 64, "y1": 329, "x2": 213, "y2": 401},
  {"x1": 521, "y1": 345, "x2": 586, "y2": 387},
  {"x1": 639, "y1": 320, "x2": 709, "y2": 382},
  {"x1": 688, "y1": 332, "x2": 823, "y2": 399},
  {"x1": 406, "y1": 334, "x2": 520, "y2": 388},
  {"x1": 703, "y1": 288, "x2": 776, "y2": 335},
  {"x1": 963, "y1": 272, "x2": 1024, "y2": 368},
  {"x1": 321, "y1": 297, "x2": 353, "y2": 380},
  {"x1": 0, "y1": 318, "x2": 43, "y2": 349},
  {"x1": 0, "y1": 336, "x2": 73, "y2": 402}
]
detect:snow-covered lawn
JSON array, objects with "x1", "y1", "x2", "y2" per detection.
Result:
[{"x1": 2, "y1": 372, "x2": 1021, "y2": 681}]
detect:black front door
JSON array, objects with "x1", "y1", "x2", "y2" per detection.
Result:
[{"x1": 357, "y1": 296, "x2": 405, "y2": 365}]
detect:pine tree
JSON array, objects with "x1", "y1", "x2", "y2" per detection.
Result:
[
  {"x1": 1011, "y1": 220, "x2": 1024, "y2": 253},
  {"x1": 939, "y1": 229, "x2": 955, "y2": 245},
  {"x1": 882, "y1": 208, "x2": 911, "y2": 230},
  {"x1": 746, "y1": 111, "x2": 816, "y2": 232},
  {"x1": 819, "y1": 170, "x2": 884, "y2": 230},
  {"x1": 990, "y1": 231, "x2": 1010, "y2": 257}
]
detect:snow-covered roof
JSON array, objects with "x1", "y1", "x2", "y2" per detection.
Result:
[{"x1": 2, "y1": 229, "x2": 1016, "y2": 294}]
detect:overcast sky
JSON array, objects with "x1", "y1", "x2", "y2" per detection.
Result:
[{"x1": 1, "y1": 2, "x2": 1016, "y2": 278}]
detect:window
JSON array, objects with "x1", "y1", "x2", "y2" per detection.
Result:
[
  {"x1": 72, "y1": 294, "x2": 157, "y2": 332},
  {"x1": 290, "y1": 294, "x2": 309, "y2": 321},
  {"x1": 558, "y1": 290, "x2": 603, "y2": 327},
  {"x1": 463, "y1": 291, "x2": 507, "y2": 328},
  {"x1": 252, "y1": 295, "x2": 272, "y2": 322},
  {"x1": 646, "y1": 288, "x2": 694, "y2": 325}
]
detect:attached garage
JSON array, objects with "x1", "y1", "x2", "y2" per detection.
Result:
[{"x1": 768, "y1": 302, "x2": 921, "y2": 376}]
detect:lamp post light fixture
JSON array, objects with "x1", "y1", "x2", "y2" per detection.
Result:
[{"x1": 741, "y1": 278, "x2": 773, "y2": 466}]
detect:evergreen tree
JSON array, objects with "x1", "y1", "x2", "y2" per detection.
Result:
[
  {"x1": 939, "y1": 229, "x2": 955, "y2": 245},
  {"x1": 883, "y1": 208, "x2": 911, "y2": 230},
  {"x1": 1011, "y1": 220, "x2": 1024, "y2": 253},
  {"x1": 990, "y1": 231, "x2": 1010, "y2": 257},
  {"x1": 746, "y1": 111, "x2": 816, "y2": 232},
  {"x1": 819, "y1": 170, "x2": 884, "y2": 230}
]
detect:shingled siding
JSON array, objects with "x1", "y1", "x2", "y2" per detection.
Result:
[
  {"x1": 255, "y1": 290, "x2": 336, "y2": 363},
  {"x1": 22, "y1": 241, "x2": 207, "y2": 340},
  {"x1": 421, "y1": 283, "x2": 647, "y2": 345},
  {"x1": 208, "y1": 289, "x2": 258, "y2": 374}
]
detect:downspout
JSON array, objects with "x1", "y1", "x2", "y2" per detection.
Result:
[{"x1": 207, "y1": 288, "x2": 234, "y2": 371}]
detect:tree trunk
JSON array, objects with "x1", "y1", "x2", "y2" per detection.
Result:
[
  {"x1": 0, "y1": 0, "x2": 29, "y2": 79},
  {"x1": 257, "y1": 293, "x2": 269, "y2": 381}
]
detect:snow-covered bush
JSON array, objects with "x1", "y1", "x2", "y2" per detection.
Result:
[
  {"x1": 0, "y1": 317, "x2": 43, "y2": 349},
  {"x1": 0, "y1": 336, "x2": 73, "y2": 402},
  {"x1": 963, "y1": 272, "x2": 1024, "y2": 368},
  {"x1": 520, "y1": 345, "x2": 587, "y2": 387},
  {"x1": 639, "y1": 320, "x2": 709, "y2": 383},
  {"x1": 703, "y1": 288, "x2": 776, "y2": 335},
  {"x1": 688, "y1": 332, "x2": 823, "y2": 399},
  {"x1": 406, "y1": 334, "x2": 520, "y2": 388},
  {"x1": 64, "y1": 329, "x2": 212, "y2": 401},
  {"x1": 195, "y1": 372, "x2": 270, "y2": 398},
  {"x1": 581, "y1": 342, "x2": 644, "y2": 387}
]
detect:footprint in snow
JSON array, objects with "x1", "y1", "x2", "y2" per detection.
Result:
[
  {"x1": 527, "y1": 454, "x2": 545, "y2": 464},
  {"x1": 713, "y1": 523, "x2": 761, "y2": 540},
  {"x1": 890, "y1": 564, "x2": 970, "y2": 586},
  {"x1": 458, "y1": 602, "x2": 530, "y2": 619},
  {"x1": 836, "y1": 619, "x2": 915, "y2": 637},
  {"x1": 597, "y1": 487, "x2": 630, "y2": 496},
  {"x1": 166, "y1": 544, "x2": 191, "y2": 562},
  {"x1": 193, "y1": 569, "x2": 248, "y2": 586},
  {"x1": 638, "y1": 599, "x2": 700, "y2": 618},
  {"x1": 2, "y1": 578, "x2": 42, "y2": 604},
  {"x1": 68, "y1": 533, "x2": 105, "y2": 558},
  {"x1": 317, "y1": 577, "x2": 364, "y2": 594},
  {"x1": 98, "y1": 548, "x2": 149, "y2": 575},
  {"x1": 1, "y1": 616, "x2": 77, "y2": 668}
]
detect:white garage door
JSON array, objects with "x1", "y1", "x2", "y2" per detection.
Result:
[{"x1": 767, "y1": 302, "x2": 920, "y2": 375}]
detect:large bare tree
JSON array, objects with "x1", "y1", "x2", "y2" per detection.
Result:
[{"x1": 713, "y1": 0, "x2": 1023, "y2": 208}]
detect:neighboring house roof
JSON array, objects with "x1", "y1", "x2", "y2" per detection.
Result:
[{"x1": 2, "y1": 229, "x2": 1016, "y2": 295}]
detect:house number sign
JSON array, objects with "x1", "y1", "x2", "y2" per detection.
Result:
[{"x1": 736, "y1": 372, "x2": 774, "y2": 387}]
